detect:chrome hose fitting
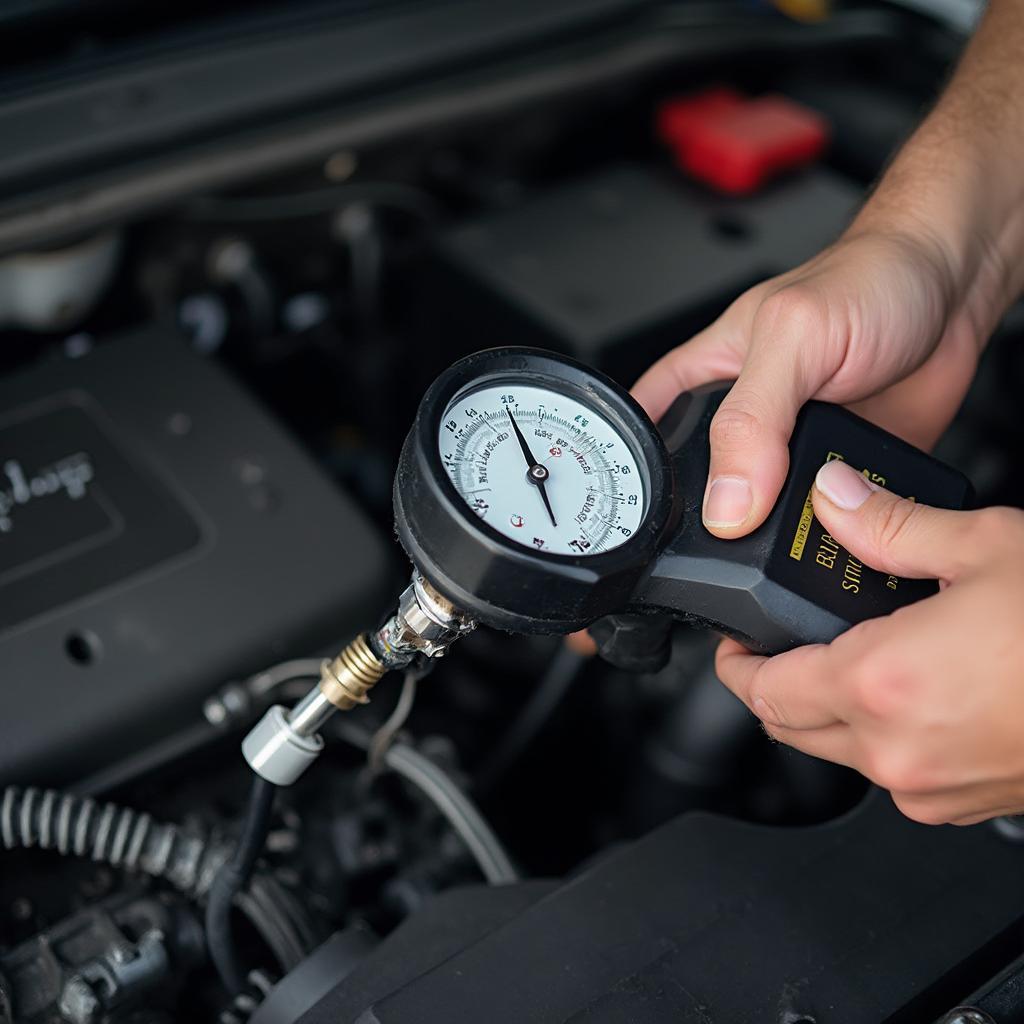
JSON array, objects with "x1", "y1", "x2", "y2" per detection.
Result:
[
  {"x1": 376, "y1": 573, "x2": 476, "y2": 666},
  {"x1": 241, "y1": 575, "x2": 475, "y2": 786},
  {"x1": 242, "y1": 632, "x2": 387, "y2": 786}
]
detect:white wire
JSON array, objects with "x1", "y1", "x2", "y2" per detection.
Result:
[
  {"x1": 244, "y1": 660, "x2": 518, "y2": 884},
  {"x1": 335, "y1": 721, "x2": 518, "y2": 886},
  {"x1": 368, "y1": 670, "x2": 419, "y2": 772}
]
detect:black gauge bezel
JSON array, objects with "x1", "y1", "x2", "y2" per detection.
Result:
[{"x1": 393, "y1": 347, "x2": 675, "y2": 633}]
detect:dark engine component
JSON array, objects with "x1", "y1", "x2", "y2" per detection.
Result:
[
  {"x1": 0, "y1": 329, "x2": 390, "y2": 784},
  {"x1": 0, "y1": 893, "x2": 203, "y2": 1024},
  {"x1": 421, "y1": 163, "x2": 858, "y2": 384},
  {"x1": 295, "y1": 793, "x2": 1024, "y2": 1024}
]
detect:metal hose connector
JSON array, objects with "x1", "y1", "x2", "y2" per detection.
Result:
[
  {"x1": 319, "y1": 633, "x2": 386, "y2": 711},
  {"x1": 0, "y1": 786, "x2": 227, "y2": 897},
  {"x1": 243, "y1": 633, "x2": 389, "y2": 785}
]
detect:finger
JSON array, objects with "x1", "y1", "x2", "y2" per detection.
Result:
[
  {"x1": 702, "y1": 294, "x2": 835, "y2": 538},
  {"x1": 849, "y1": 354, "x2": 973, "y2": 452},
  {"x1": 565, "y1": 630, "x2": 597, "y2": 657},
  {"x1": 891, "y1": 787, "x2": 1024, "y2": 827},
  {"x1": 848, "y1": 323, "x2": 978, "y2": 451},
  {"x1": 950, "y1": 806, "x2": 1024, "y2": 827},
  {"x1": 762, "y1": 722, "x2": 861, "y2": 771},
  {"x1": 890, "y1": 776, "x2": 1024, "y2": 826},
  {"x1": 631, "y1": 324, "x2": 743, "y2": 422},
  {"x1": 715, "y1": 638, "x2": 846, "y2": 730},
  {"x1": 812, "y1": 460, "x2": 981, "y2": 581}
]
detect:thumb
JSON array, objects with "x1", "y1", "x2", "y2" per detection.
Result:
[
  {"x1": 812, "y1": 459, "x2": 975, "y2": 581},
  {"x1": 702, "y1": 342, "x2": 814, "y2": 538}
]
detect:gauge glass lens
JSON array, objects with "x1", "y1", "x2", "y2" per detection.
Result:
[{"x1": 438, "y1": 382, "x2": 646, "y2": 555}]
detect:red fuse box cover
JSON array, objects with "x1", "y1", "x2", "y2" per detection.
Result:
[{"x1": 657, "y1": 90, "x2": 829, "y2": 195}]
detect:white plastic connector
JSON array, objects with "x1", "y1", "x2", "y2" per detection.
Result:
[{"x1": 242, "y1": 705, "x2": 324, "y2": 786}]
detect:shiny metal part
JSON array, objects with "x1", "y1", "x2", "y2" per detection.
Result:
[
  {"x1": 376, "y1": 574, "x2": 476, "y2": 665},
  {"x1": 285, "y1": 688, "x2": 336, "y2": 738},
  {"x1": 241, "y1": 577, "x2": 474, "y2": 785},
  {"x1": 242, "y1": 632, "x2": 390, "y2": 785},
  {"x1": 242, "y1": 705, "x2": 324, "y2": 786},
  {"x1": 319, "y1": 632, "x2": 387, "y2": 711}
]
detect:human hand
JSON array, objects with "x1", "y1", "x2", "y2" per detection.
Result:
[
  {"x1": 632, "y1": 228, "x2": 988, "y2": 538},
  {"x1": 716, "y1": 458, "x2": 1024, "y2": 826}
]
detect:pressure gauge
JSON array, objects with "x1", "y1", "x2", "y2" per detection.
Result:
[
  {"x1": 394, "y1": 346, "x2": 972, "y2": 653},
  {"x1": 437, "y1": 382, "x2": 647, "y2": 556},
  {"x1": 395, "y1": 348, "x2": 674, "y2": 634}
]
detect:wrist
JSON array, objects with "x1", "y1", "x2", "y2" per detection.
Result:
[
  {"x1": 845, "y1": 156, "x2": 1022, "y2": 346},
  {"x1": 845, "y1": 0, "x2": 1024, "y2": 338}
]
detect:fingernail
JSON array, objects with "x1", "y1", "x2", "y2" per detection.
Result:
[
  {"x1": 815, "y1": 460, "x2": 874, "y2": 511},
  {"x1": 704, "y1": 476, "x2": 753, "y2": 528},
  {"x1": 752, "y1": 697, "x2": 780, "y2": 726}
]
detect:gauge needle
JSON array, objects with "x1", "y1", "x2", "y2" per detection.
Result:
[{"x1": 505, "y1": 407, "x2": 558, "y2": 528}]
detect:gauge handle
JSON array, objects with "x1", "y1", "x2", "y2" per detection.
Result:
[{"x1": 628, "y1": 387, "x2": 973, "y2": 656}]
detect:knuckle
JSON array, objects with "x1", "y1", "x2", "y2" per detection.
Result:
[
  {"x1": 891, "y1": 793, "x2": 949, "y2": 827},
  {"x1": 967, "y1": 506, "x2": 1022, "y2": 553},
  {"x1": 863, "y1": 739, "x2": 940, "y2": 795},
  {"x1": 870, "y1": 497, "x2": 919, "y2": 563},
  {"x1": 847, "y1": 655, "x2": 908, "y2": 720},
  {"x1": 863, "y1": 746, "x2": 900, "y2": 790},
  {"x1": 709, "y1": 402, "x2": 762, "y2": 451},
  {"x1": 750, "y1": 689, "x2": 788, "y2": 728},
  {"x1": 754, "y1": 284, "x2": 827, "y2": 338},
  {"x1": 870, "y1": 754, "x2": 931, "y2": 795}
]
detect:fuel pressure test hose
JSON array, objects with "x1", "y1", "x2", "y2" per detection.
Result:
[
  {"x1": 204, "y1": 775, "x2": 277, "y2": 994},
  {"x1": 210, "y1": 632, "x2": 394, "y2": 994},
  {"x1": 218, "y1": 578, "x2": 483, "y2": 994}
]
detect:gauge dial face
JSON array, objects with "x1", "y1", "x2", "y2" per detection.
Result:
[{"x1": 438, "y1": 382, "x2": 646, "y2": 556}]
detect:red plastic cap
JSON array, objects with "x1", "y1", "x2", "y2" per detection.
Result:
[{"x1": 656, "y1": 89, "x2": 829, "y2": 195}]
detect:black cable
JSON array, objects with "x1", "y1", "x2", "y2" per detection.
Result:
[{"x1": 206, "y1": 776, "x2": 277, "y2": 994}]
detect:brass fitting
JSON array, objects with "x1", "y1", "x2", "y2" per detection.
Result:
[
  {"x1": 242, "y1": 575, "x2": 475, "y2": 786},
  {"x1": 244, "y1": 632, "x2": 389, "y2": 785},
  {"x1": 319, "y1": 632, "x2": 387, "y2": 711}
]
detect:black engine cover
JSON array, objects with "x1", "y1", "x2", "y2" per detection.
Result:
[
  {"x1": 0, "y1": 327, "x2": 391, "y2": 784},
  {"x1": 297, "y1": 792, "x2": 1024, "y2": 1023}
]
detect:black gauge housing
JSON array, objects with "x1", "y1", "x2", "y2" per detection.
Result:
[{"x1": 393, "y1": 347, "x2": 675, "y2": 633}]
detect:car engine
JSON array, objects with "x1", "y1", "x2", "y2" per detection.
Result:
[{"x1": 1, "y1": 3, "x2": 1023, "y2": 1023}]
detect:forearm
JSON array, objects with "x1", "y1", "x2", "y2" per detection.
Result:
[{"x1": 849, "y1": 0, "x2": 1024, "y2": 333}]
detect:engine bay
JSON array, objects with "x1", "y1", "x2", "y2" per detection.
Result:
[{"x1": 2, "y1": 3, "x2": 1024, "y2": 1022}]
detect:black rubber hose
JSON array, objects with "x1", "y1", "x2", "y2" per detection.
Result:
[{"x1": 206, "y1": 776, "x2": 277, "y2": 994}]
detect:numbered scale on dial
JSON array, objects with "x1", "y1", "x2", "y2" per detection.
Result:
[{"x1": 438, "y1": 383, "x2": 645, "y2": 556}]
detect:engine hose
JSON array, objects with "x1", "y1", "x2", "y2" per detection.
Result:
[
  {"x1": 219, "y1": 969, "x2": 276, "y2": 1024},
  {"x1": 0, "y1": 785, "x2": 226, "y2": 897},
  {"x1": 205, "y1": 776, "x2": 277, "y2": 994},
  {"x1": 0, "y1": 785, "x2": 310, "y2": 977}
]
